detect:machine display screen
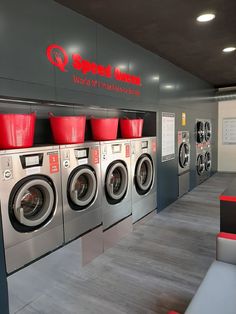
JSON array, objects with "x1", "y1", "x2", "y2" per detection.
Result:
[
  {"x1": 112, "y1": 144, "x2": 121, "y2": 153},
  {"x1": 142, "y1": 141, "x2": 148, "y2": 149},
  {"x1": 25, "y1": 156, "x2": 40, "y2": 166},
  {"x1": 20, "y1": 154, "x2": 43, "y2": 169},
  {"x1": 75, "y1": 149, "x2": 88, "y2": 159}
]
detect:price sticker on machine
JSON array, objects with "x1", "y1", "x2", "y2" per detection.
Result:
[
  {"x1": 48, "y1": 153, "x2": 59, "y2": 173},
  {"x1": 125, "y1": 144, "x2": 131, "y2": 158},
  {"x1": 152, "y1": 140, "x2": 157, "y2": 153},
  {"x1": 92, "y1": 147, "x2": 100, "y2": 164}
]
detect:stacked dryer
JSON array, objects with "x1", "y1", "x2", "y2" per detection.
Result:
[
  {"x1": 131, "y1": 137, "x2": 157, "y2": 223},
  {"x1": 195, "y1": 119, "x2": 212, "y2": 185},
  {"x1": 0, "y1": 146, "x2": 64, "y2": 274},
  {"x1": 203, "y1": 120, "x2": 212, "y2": 180},
  {"x1": 178, "y1": 131, "x2": 190, "y2": 197}
]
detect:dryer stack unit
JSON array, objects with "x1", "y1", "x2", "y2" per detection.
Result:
[
  {"x1": 203, "y1": 120, "x2": 212, "y2": 180},
  {"x1": 195, "y1": 119, "x2": 212, "y2": 185},
  {"x1": 131, "y1": 137, "x2": 157, "y2": 224},
  {"x1": 178, "y1": 131, "x2": 190, "y2": 197},
  {"x1": 60, "y1": 142, "x2": 103, "y2": 265},
  {"x1": 0, "y1": 146, "x2": 64, "y2": 274},
  {"x1": 100, "y1": 139, "x2": 132, "y2": 250}
]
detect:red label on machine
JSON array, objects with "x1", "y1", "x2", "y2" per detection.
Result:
[
  {"x1": 49, "y1": 153, "x2": 59, "y2": 173},
  {"x1": 152, "y1": 140, "x2": 157, "y2": 152},
  {"x1": 125, "y1": 144, "x2": 131, "y2": 158},
  {"x1": 92, "y1": 147, "x2": 99, "y2": 164}
]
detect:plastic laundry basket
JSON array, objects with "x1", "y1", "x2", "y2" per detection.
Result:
[
  {"x1": 0, "y1": 112, "x2": 36, "y2": 149},
  {"x1": 120, "y1": 118, "x2": 143, "y2": 138},
  {"x1": 49, "y1": 113, "x2": 86, "y2": 144},
  {"x1": 90, "y1": 117, "x2": 118, "y2": 140}
]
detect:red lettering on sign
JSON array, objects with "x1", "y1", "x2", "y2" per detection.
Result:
[
  {"x1": 46, "y1": 44, "x2": 142, "y2": 87},
  {"x1": 46, "y1": 44, "x2": 69, "y2": 72}
]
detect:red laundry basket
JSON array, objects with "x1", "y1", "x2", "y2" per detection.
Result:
[
  {"x1": 120, "y1": 118, "x2": 144, "y2": 138},
  {"x1": 90, "y1": 117, "x2": 118, "y2": 140},
  {"x1": 0, "y1": 112, "x2": 36, "y2": 149},
  {"x1": 49, "y1": 113, "x2": 86, "y2": 144}
]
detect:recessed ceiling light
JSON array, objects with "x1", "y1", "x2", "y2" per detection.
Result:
[
  {"x1": 222, "y1": 47, "x2": 236, "y2": 53},
  {"x1": 196, "y1": 13, "x2": 215, "y2": 23}
]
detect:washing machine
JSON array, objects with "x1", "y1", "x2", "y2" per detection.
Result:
[
  {"x1": 195, "y1": 119, "x2": 206, "y2": 185},
  {"x1": 178, "y1": 131, "x2": 190, "y2": 197},
  {"x1": 60, "y1": 142, "x2": 102, "y2": 243},
  {"x1": 101, "y1": 140, "x2": 132, "y2": 230},
  {"x1": 131, "y1": 137, "x2": 157, "y2": 223},
  {"x1": 0, "y1": 146, "x2": 63, "y2": 274}
]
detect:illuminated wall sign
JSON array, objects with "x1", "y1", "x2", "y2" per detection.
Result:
[{"x1": 46, "y1": 44, "x2": 141, "y2": 96}]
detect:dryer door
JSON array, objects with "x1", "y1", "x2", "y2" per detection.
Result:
[
  {"x1": 9, "y1": 175, "x2": 56, "y2": 232},
  {"x1": 135, "y1": 154, "x2": 153, "y2": 195},
  {"x1": 179, "y1": 143, "x2": 190, "y2": 168},
  {"x1": 196, "y1": 121, "x2": 204, "y2": 143},
  {"x1": 205, "y1": 151, "x2": 212, "y2": 172},
  {"x1": 105, "y1": 161, "x2": 128, "y2": 204},
  {"x1": 68, "y1": 166, "x2": 97, "y2": 210},
  {"x1": 205, "y1": 121, "x2": 212, "y2": 142},
  {"x1": 196, "y1": 154, "x2": 205, "y2": 176}
]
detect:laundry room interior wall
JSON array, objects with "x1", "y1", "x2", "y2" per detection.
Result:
[
  {"x1": 0, "y1": 0, "x2": 218, "y2": 212},
  {"x1": 218, "y1": 100, "x2": 236, "y2": 172}
]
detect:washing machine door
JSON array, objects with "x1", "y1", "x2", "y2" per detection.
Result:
[
  {"x1": 9, "y1": 175, "x2": 56, "y2": 232},
  {"x1": 105, "y1": 161, "x2": 128, "y2": 204},
  {"x1": 135, "y1": 154, "x2": 153, "y2": 195},
  {"x1": 68, "y1": 166, "x2": 97, "y2": 210},
  {"x1": 205, "y1": 121, "x2": 211, "y2": 142},
  {"x1": 179, "y1": 143, "x2": 190, "y2": 168},
  {"x1": 196, "y1": 121, "x2": 204, "y2": 143},
  {"x1": 196, "y1": 154, "x2": 205, "y2": 176},
  {"x1": 205, "y1": 151, "x2": 212, "y2": 172}
]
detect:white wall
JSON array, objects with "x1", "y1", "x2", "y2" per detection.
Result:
[{"x1": 218, "y1": 100, "x2": 236, "y2": 172}]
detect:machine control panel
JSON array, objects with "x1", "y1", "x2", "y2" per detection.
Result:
[
  {"x1": 1, "y1": 156, "x2": 13, "y2": 180},
  {"x1": 112, "y1": 144, "x2": 121, "y2": 154},
  {"x1": 74, "y1": 148, "x2": 88, "y2": 159},
  {"x1": 20, "y1": 153, "x2": 43, "y2": 169}
]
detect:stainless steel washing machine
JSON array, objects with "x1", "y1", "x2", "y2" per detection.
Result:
[
  {"x1": 178, "y1": 131, "x2": 190, "y2": 197},
  {"x1": 101, "y1": 140, "x2": 132, "y2": 230},
  {"x1": 131, "y1": 137, "x2": 157, "y2": 224},
  {"x1": 60, "y1": 142, "x2": 102, "y2": 243},
  {"x1": 0, "y1": 146, "x2": 63, "y2": 274}
]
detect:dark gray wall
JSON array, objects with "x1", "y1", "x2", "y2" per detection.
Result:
[{"x1": 0, "y1": 0, "x2": 218, "y2": 208}]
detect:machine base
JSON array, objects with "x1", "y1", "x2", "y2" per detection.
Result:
[
  {"x1": 64, "y1": 208, "x2": 102, "y2": 244},
  {"x1": 132, "y1": 192, "x2": 157, "y2": 224},
  {"x1": 133, "y1": 210, "x2": 157, "y2": 229},
  {"x1": 5, "y1": 225, "x2": 64, "y2": 274},
  {"x1": 178, "y1": 171, "x2": 190, "y2": 197},
  {"x1": 103, "y1": 216, "x2": 132, "y2": 251}
]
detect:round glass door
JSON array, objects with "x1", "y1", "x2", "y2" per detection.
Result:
[
  {"x1": 179, "y1": 143, "x2": 190, "y2": 168},
  {"x1": 9, "y1": 176, "x2": 56, "y2": 232},
  {"x1": 68, "y1": 166, "x2": 97, "y2": 210},
  {"x1": 196, "y1": 154, "x2": 205, "y2": 175},
  {"x1": 205, "y1": 151, "x2": 212, "y2": 172},
  {"x1": 196, "y1": 121, "x2": 204, "y2": 143},
  {"x1": 205, "y1": 121, "x2": 211, "y2": 142},
  {"x1": 105, "y1": 161, "x2": 128, "y2": 204},
  {"x1": 135, "y1": 155, "x2": 153, "y2": 195}
]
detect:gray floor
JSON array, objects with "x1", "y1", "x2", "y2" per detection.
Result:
[{"x1": 8, "y1": 172, "x2": 235, "y2": 314}]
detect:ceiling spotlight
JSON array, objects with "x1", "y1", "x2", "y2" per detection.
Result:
[
  {"x1": 153, "y1": 76, "x2": 160, "y2": 81},
  {"x1": 196, "y1": 13, "x2": 215, "y2": 23},
  {"x1": 222, "y1": 47, "x2": 236, "y2": 53},
  {"x1": 163, "y1": 84, "x2": 175, "y2": 89}
]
